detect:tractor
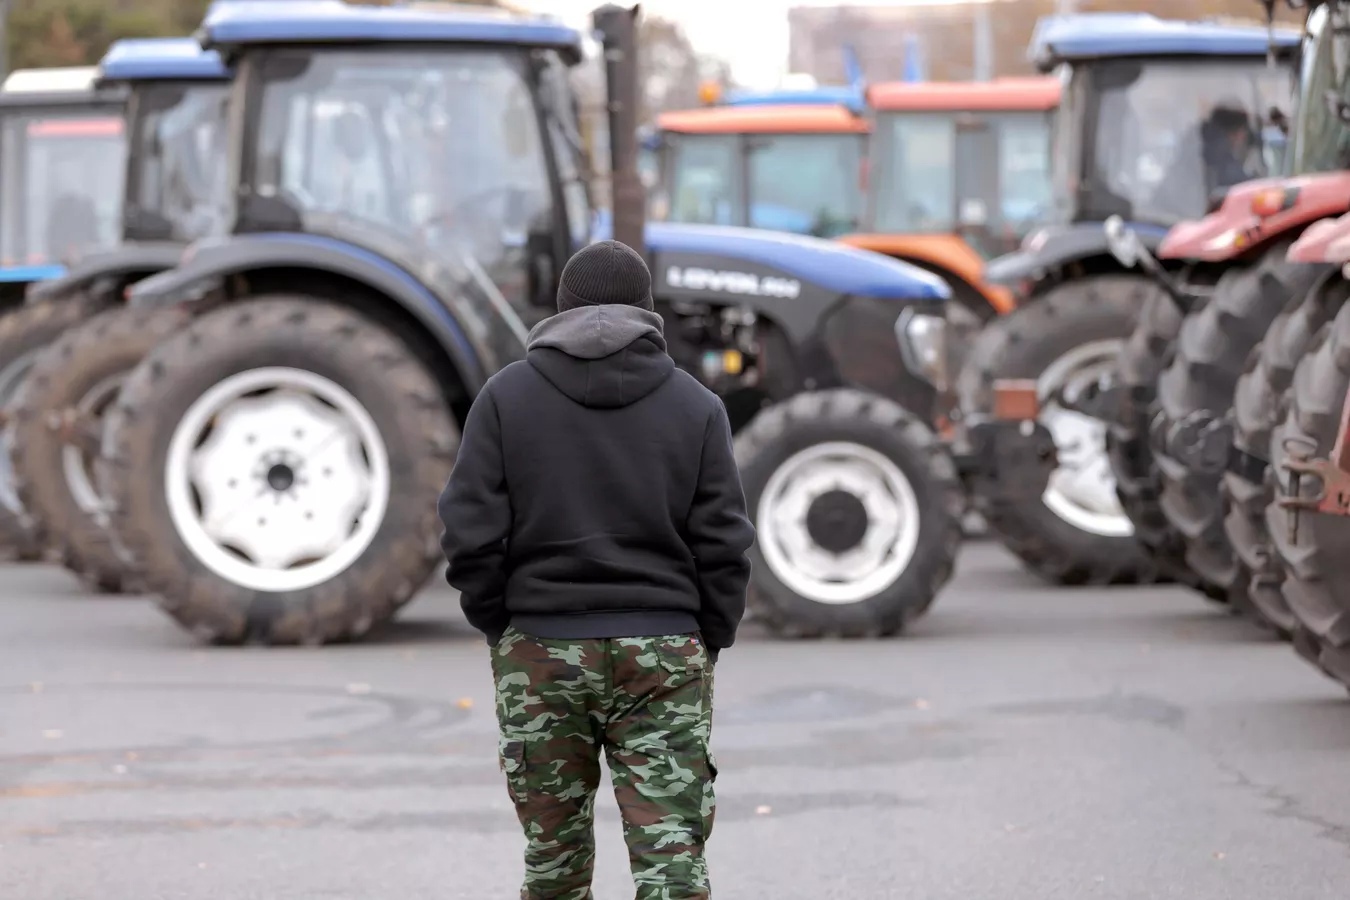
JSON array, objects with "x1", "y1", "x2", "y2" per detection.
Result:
[
  {"x1": 1103, "y1": 0, "x2": 1350, "y2": 633},
  {"x1": 960, "y1": 12, "x2": 1298, "y2": 586},
  {"x1": 0, "y1": 38, "x2": 231, "y2": 591},
  {"x1": 91, "y1": 0, "x2": 979, "y2": 645}
]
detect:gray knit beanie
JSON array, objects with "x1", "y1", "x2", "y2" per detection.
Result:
[{"x1": 556, "y1": 240, "x2": 654, "y2": 312}]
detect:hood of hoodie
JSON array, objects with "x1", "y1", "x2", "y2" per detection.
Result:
[{"x1": 525, "y1": 304, "x2": 675, "y2": 409}]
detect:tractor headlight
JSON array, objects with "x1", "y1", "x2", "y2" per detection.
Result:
[{"x1": 896, "y1": 309, "x2": 948, "y2": 390}]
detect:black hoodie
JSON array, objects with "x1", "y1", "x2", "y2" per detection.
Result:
[{"x1": 438, "y1": 304, "x2": 755, "y2": 654}]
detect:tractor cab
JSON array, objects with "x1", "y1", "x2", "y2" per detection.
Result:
[
  {"x1": 986, "y1": 12, "x2": 1299, "y2": 292},
  {"x1": 0, "y1": 68, "x2": 127, "y2": 302},
  {"x1": 28, "y1": 38, "x2": 233, "y2": 306},
  {"x1": 651, "y1": 87, "x2": 868, "y2": 238},
  {"x1": 841, "y1": 77, "x2": 1059, "y2": 320},
  {"x1": 106, "y1": 39, "x2": 232, "y2": 247},
  {"x1": 1042, "y1": 13, "x2": 1294, "y2": 228},
  {"x1": 862, "y1": 78, "x2": 1059, "y2": 262},
  {"x1": 1151, "y1": 1, "x2": 1350, "y2": 265}
]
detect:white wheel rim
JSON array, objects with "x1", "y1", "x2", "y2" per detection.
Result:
[
  {"x1": 62, "y1": 373, "x2": 123, "y2": 517},
  {"x1": 0, "y1": 349, "x2": 39, "y2": 514},
  {"x1": 1037, "y1": 340, "x2": 1133, "y2": 537},
  {"x1": 164, "y1": 367, "x2": 391, "y2": 593},
  {"x1": 756, "y1": 440, "x2": 921, "y2": 605}
]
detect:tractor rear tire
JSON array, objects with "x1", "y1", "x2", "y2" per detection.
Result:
[
  {"x1": 0, "y1": 294, "x2": 112, "y2": 561},
  {"x1": 1106, "y1": 284, "x2": 1207, "y2": 587},
  {"x1": 1270, "y1": 303, "x2": 1350, "y2": 686},
  {"x1": 956, "y1": 274, "x2": 1161, "y2": 585},
  {"x1": 1155, "y1": 245, "x2": 1324, "y2": 628},
  {"x1": 8, "y1": 304, "x2": 189, "y2": 593},
  {"x1": 103, "y1": 297, "x2": 459, "y2": 645},
  {"x1": 1224, "y1": 275, "x2": 1347, "y2": 637},
  {"x1": 734, "y1": 389, "x2": 962, "y2": 637}
]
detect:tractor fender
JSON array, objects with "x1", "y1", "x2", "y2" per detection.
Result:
[
  {"x1": 126, "y1": 232, "x2": 488, "y2": 393},
  {"x1": 26, "y1": 241, "x2": 186, "y2": 304},
  {"x1": 1288, "y1": 210, "x2": 1350, "y2": 264},
  {"x1": 1160, "y1": 172, "x2": 1350, "y2": 263},
  {"x1": 837, "y1": 232, "x2": 1015, "y2": 316},
  {"x1": 983, "y1": 222, "x2": 1169, "y2": 287}
]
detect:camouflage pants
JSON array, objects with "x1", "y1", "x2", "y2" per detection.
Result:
[{"x1": 491, "y1": 626, "x2": 718, "y2": 900}]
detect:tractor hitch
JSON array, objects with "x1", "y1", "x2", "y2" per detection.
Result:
[
  {"x1": 954, "y1": 379, "x2": 1058, "y2": 503},
  {"x1": 1278, "y1": 388, "x2": 1350, "y2": 542}
]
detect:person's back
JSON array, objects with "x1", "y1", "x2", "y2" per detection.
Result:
[{"x1": 438, "y1": 239, "x2": 755, "y2": 900}]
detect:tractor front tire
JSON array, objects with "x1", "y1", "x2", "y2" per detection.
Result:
[
  {"x1": 103, "y1": 297, "x2": 459, "y2": 645},
  {"x1": 1106, "y1": 284, "x2": 1204, "y2": 586},
  {"x1": 734, "y1": 389, "x2": 962, "y2": 638}
]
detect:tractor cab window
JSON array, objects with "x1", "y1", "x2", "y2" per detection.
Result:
[
  {"x1": 663, "y1": 133, "x2": 741, "y2": 227},
  {"x1": 1289, "y1": 2, "x2": 1350, "y2": 174},
  {"x1": 127, "y1": 82, "x2": 231, "y2": 243},
  {"x1": 0, "y1": 108, "x2": 125, "y2": 268},
  {"x1": 249, "y1": 48, "x2": 554, "y2": 291},
  {"x1": 1082, "y1": 59, "x2": 1292, "y2": 225},
  {"x1": 745, "y1": 133, "x2": 863, "y2": 237},
  {"x1": 872, "y1": 110, "x2": 1052, "y2": 250},
  {"x1": 873, "y1": 114, "x2": 955, "y2": 234},
  {"x1": 998, "y1": 113, "x2": 1054, "y2": 240}
]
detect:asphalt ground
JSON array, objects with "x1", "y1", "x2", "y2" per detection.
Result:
[{"x1": 4, "y1": 542, "x2": 1350, "y2": 899}]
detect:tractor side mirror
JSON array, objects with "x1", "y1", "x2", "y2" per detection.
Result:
[{"x1": 1104, "y1": 215, "x2": 1143, "y2": 269}]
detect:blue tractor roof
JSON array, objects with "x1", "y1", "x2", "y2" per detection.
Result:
[
  {"x1": 723, "y1": 85, "x2": 866, "y2": 115},
  {"x1": 1029, "y1": 13, "x2": 1300, "y2": 71},
  {"x1": 200, "y1": 0, "x2": 584, "y2": 60},
  {"x1": 98, "y1": 37, "x2": 230, "y2": 83}
]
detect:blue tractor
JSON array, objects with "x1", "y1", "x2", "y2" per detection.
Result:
[
  {"x1": 0, "y1": 39, "x2": 231, "y2": 571},
  {"x1": 97, "y1": 0, "x2": 971, "y2": 644},
  {"x1": 955, "y1": 12, "x2": 1299, "y2": 586}
]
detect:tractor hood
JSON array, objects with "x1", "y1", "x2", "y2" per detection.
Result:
[
  {"x1": 1158, "y1": 172, "x2": 1350, "y2": 263},
  {"x1": 591, "y1": 211, "x2": 949, "y2": 303},
  {"x1": 1288, "y1": 211, "x2": 1350, "y2": 265}
]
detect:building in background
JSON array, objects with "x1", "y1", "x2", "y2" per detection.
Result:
[{"x1": 788, "y1": 0, "x2": 1302, "y2": 85}]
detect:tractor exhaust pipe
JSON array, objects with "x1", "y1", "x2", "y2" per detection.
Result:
[{"x1": 591, "y1": 3, "x2": 645, "y2": 255}]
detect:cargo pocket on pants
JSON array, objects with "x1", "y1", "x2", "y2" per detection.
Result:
[
  {"x1": 499, "y1": 736, "x2": 529, "y2": 807},
  {"x1": 701, "y1": 742, "x2": 718, "y2": 842}
]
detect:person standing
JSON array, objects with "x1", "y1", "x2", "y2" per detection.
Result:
[{"x1": 438, "y1": 239, "x2": 755, "y2": 899}]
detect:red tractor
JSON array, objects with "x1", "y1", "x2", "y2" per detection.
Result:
[{"x1": 1105, "y1": 0, "x2": 1350, "y2": 633}]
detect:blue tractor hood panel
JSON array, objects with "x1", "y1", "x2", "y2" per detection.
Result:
[
  {"x1": 592, "y1": 212, "x2": 949, "y2": 302},
  {"x1": 200, "y1": 0, "x2": 583, "y2": 61},
  {"x1": 98, "y1": 37, "x2": 230, "y2": 83},
  {"x1": 1029, "y1": 12, "x2": 1300, "y2": 72}
]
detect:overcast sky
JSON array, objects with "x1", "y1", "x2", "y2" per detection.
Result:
[{"x1": 514, "y1": 0, "x2": 980, "y2": 89}]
